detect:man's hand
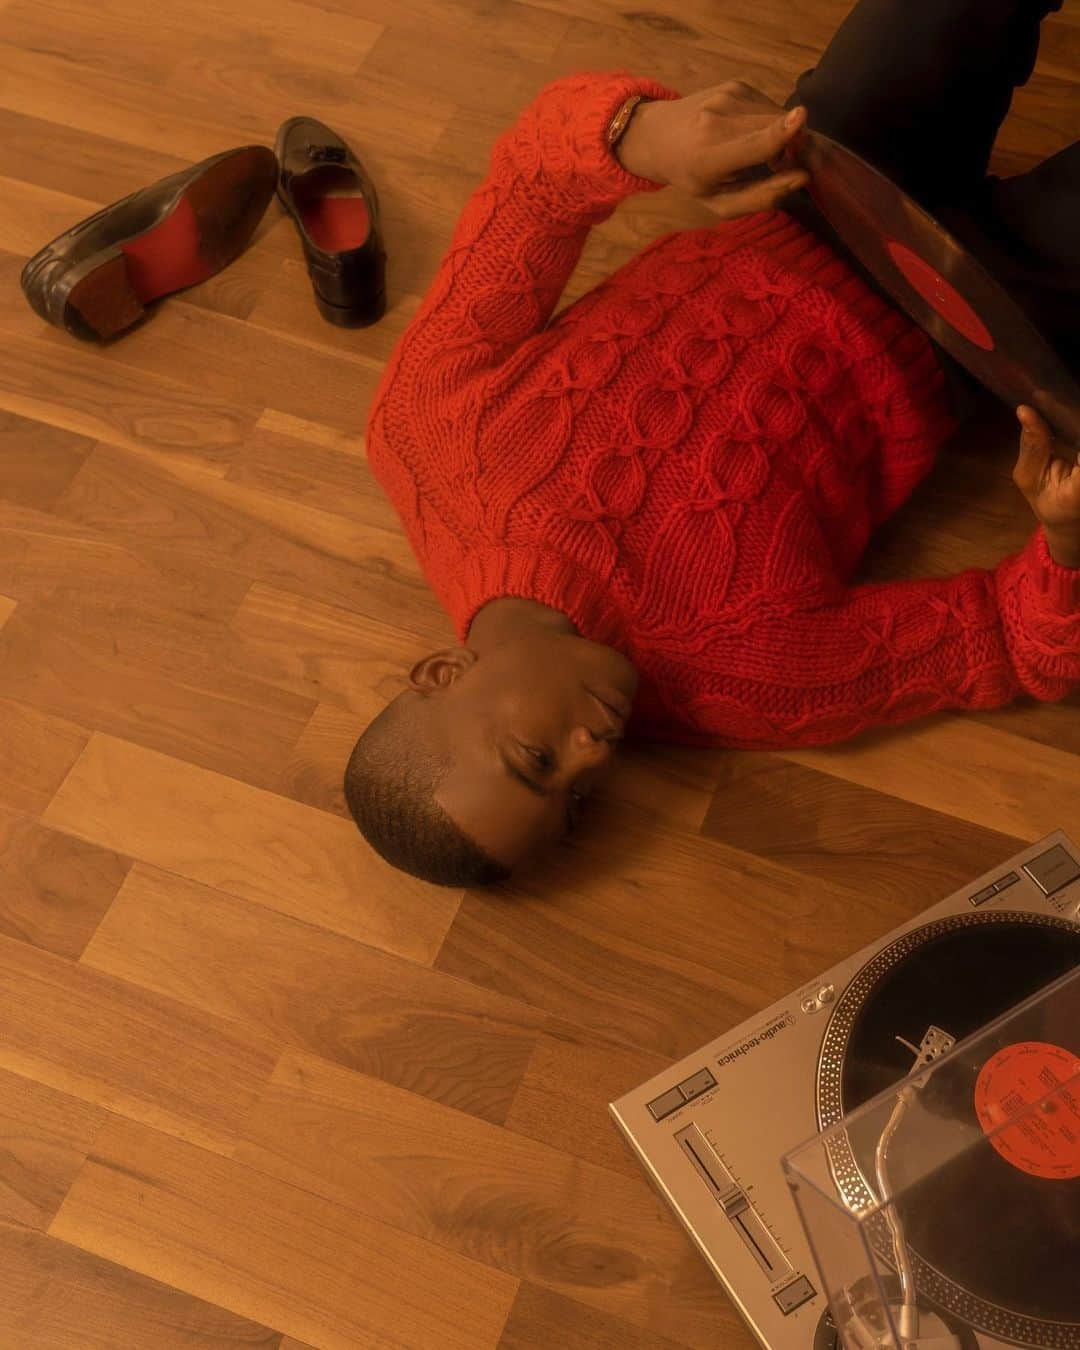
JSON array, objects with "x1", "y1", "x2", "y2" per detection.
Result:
[
  {"x1": 615, "y1": 81, "x2": 810, "y2": 219},
  {"x1": 1015, "y1": 405, "x2": 1080, "y2": 568}
]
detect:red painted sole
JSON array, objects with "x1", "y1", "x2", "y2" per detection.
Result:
[{"x1": 119, "y1": 192, "x2": 215, "y2": 302}]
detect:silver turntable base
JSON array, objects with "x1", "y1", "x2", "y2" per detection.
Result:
[{"x1": 610, "y1": 831, "x2": 1080, "y2": 1350}]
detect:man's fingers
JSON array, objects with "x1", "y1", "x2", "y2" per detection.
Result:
[
  {"x1": 703, "y1": 107, "x2": 806, "y2": 180},
  {"x1": 702, "y1": 168, "x2": 809, "y2": 219},
  {"x1": 1014, "y1": 404, "x2": 1053, "y2": 494}
]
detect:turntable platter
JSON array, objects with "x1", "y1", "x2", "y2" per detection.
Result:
[{"x1": 818, "y1": 913, "x2": 1080, "y2": 1345}]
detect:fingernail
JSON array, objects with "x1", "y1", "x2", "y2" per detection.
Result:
[{"x1": 785, "y1": 107, "x2": 803, "y2": 129}]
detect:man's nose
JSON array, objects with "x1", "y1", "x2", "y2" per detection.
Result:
[{"x1": 566, "y1": 724, "x2": 614, "y2": 769}]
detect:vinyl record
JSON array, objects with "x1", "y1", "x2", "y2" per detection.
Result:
[
  {"x1": 817, "y1": 914, "x2": 1080, "y2": 1345},
  {"x1": 785, "y1": 128, "x2": 1080, "y2": 449}
]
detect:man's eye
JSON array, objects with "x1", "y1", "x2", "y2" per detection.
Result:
[{"x1": 525, "y1": 745, "x2": 553, "y2": 770}]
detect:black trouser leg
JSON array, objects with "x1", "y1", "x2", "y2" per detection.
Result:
[{"x1": 779, "y1": 0, "x2": 1071, "y2": 419}]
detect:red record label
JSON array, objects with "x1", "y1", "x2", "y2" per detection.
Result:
[
  {"x1": 974, "y1": 1041, "x2": 1080, "y2": 1180},
  {"x1": 886, "y1": 240, "x2": 995, "y2": 351}
]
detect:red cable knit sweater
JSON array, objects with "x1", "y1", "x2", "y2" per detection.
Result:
[{"x1": 367, "y1": 72, "x2": 1080, "y2": 748}]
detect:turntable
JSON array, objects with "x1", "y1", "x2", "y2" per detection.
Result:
[{"x1": 610, "y1": 831, "x2": 1080, "y2": 1349}]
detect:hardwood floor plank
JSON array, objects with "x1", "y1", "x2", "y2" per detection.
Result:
[
  {"x1": 0, "y1": 106, "x2": 195, "y2": 209},
  {"x1": 247, "y1": 270, "x2": 422, "y2": 363},
  {"x1": 223, "y1": 421, "x2": 404, "y2": 535},
  {"x1": 0, "y1": 1222, "x2": 285, "y2": 1349},
  {"x1": 498, "y1": 1283, "x2": 711, "y2": 1350},
  {"x1": 0, "y1": 408, "x2": 95, "y2": 511},
  {"x1": 0, "y1": 694, "x2": 88, "y2": 816},
  {"x1": 780, "y1": 718, "x2": 1080, "y2": 843},
  {"x1": 504, "y1": 1031, "x2": 673, "y2": 1180},
  {"x1": 229, "y1": 583, "x2": 427, "y2": 716},
  {"x1": 0, "y1": 1071, "x2": 107, "y2": 1230},
  {"x1": 0, "y1": 936, "x2": 278, "y2": 1155},
  {"x1": 0, "y1": 594, "x2": 314, "y2": 790},
  {"x1": 51, "y1": 441, "x2": 449, "y2": 639},
  {"x1": 0, "y1": 498, "x2": 251, "y2": 610},
  {"x1": 702, "y1": 751, "x2": 1024, "y2": 902},
  {"x1": 233, "y1": 1049, "x2": 739, "y2": 1348},
  {"x1": 274, "y1": 702, "x2": 368, "y2": 813},
  {"x1": 81, "y1": 863, "x2": 544, "y2": 1125},
  {"x1": 0, "y1": 802, "x2": 131, "y2": 960},
  {"x1": 0, "y1": 284, "x2": 259, "y2": 474},
  {"x1": 41, "y1": 733, "x2": 461, "y2": 962},
  {"x1": 437, "y1": 807, "x2": 899, "y2": 1059},
  {"x1": 51, "y1": 1114, "x2": 519, "y2": 1350}
]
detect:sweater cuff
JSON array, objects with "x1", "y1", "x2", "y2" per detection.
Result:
[
  {"x1": 520, "y1": 72, "x2": 680, "y2": 213},
  {"x1": 569, "y1": 71, "x2": 682, "y2": 195},
  {"x1": 1031, "y1": 526, "x2": 1080, "y2": 609}
]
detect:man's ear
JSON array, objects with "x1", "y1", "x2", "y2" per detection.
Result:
[{"x1": 409, "y1": 647, "x2": 477, "y2": 691}]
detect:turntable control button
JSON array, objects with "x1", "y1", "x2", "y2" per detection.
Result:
[
  {"x1": 773, "y1": 1274, "x2": 816, "y2": 1315},
  {"x1": 647, "y1": 1087, "x2": 686, "y2": 1121},
  {"x1": 801, "y1": 996, "x2": 819, "y2": 1014},
  {"x1": 993, "y1": 871, "x2": 1020, "y2": 893},
  {"x1": 969, "y1": 883, "x2": 998, "y2": 906},
  {"x1": 1023, "y1": 845, "x2": 1080, "y2": 896},
  {"x1": 678, "y1": 1068, "x2": 717, "y2": 1101},
  {"x1": 816, "y1": 984, "x2": 835, "y2": 1004}
]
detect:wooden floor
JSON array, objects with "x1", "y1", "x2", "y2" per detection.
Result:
[{"x1": 1, "y1": 0, "x2": 1078, "y2": 1345}]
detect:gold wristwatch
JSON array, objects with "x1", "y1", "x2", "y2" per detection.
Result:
[{"x1": 607, "y1": 94, "x2": 650, "y2": 148}]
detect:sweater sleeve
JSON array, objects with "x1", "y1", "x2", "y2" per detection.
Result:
[
  {"x1": 697, "y1": 528, "x2": 1080, "y2": 746},
  {"x1": 377, "y1": 73, "x2": 679, "y2": 391}
]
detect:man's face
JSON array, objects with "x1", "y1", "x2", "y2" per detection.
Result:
[{"x1": 411, "y1": 629, "x2": 638, "y2": 871}]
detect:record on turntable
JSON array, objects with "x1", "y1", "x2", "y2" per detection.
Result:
[
  {"x1": 784, "y1": 128, "x2": 1080, "y2": 451},
  {"x1": 809, "y1": 914, "x2": 1080, "y2": 1347}
]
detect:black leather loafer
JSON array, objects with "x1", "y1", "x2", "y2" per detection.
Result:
[
  {"x1": 21, "y1": 146, "x2": 278, "y2": 342},
  {"x1": 275, "y1": 116, "x2": 386, "y2": 327}
]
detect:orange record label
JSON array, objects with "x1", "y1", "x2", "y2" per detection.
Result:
[{"x1": 974, "y1": 1041, "x2": 1080, "y2": 1180}]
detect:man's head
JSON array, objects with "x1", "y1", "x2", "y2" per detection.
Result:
[{"x1": 344, "y1": 610, "x2": 638, "y2": 885}]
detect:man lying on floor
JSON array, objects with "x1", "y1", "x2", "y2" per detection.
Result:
[{"x1": 344, "y1": 0, "x2": 1080, "y2": 887}]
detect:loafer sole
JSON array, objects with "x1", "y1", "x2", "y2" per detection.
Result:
[{"x1": 28, "y1": 146, "x2": 277, "y2": 341}]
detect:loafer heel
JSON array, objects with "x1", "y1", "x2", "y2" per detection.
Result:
[
  {"x1": 64, "y1": 250, "x2": 146, "y2": 340},
  {"x1": 314, "y1": 288, "x2": 386, "y2": 328}
]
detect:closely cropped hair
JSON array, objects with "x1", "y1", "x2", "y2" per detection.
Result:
[{"x1": 343, "y1": 699, "x2": 510, "y2": 888}]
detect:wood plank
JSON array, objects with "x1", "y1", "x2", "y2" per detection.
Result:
[
  {"x1": 0, "y1": 801, "x2": 131, "y2": 960},
  {"x1": 2, "y1": 0, "x2": 383, "y2": 80},
  {"x1": 498, "y1": 1284, "x2": 707, "y2": 1350},
  {"x1": 0, "y1": 272, "x2": 259, "y2": 475},
  {"x1": 233, "y1": 1049, "x2": 739, "y2": 1348},
  {"x1": 0, "y1": 1222, "x2": 285, "y2": 1349},
  {"x1": 438, "y1": 808, "x2": 898, "y2": 1059},
  {"x1": 0, "y1": 498, "x2": 251, "y2": 611},
  {"x1": 702, "y1": 751, "x2": 1024, "y2": 903},
  {"x1": 51, "y1": 1114, "x2": 519, "y2": 1350},
  {"x1": 0, "y1": 694, "x2": 88, "y2": 816},
  {"x1": 51, "y1": 441, "x2": 449, "y2": 640},
  {"x1": 0, "y1": 1070, "x2": 107, "y2": 1230},
  {"x1": 781, "y1": 718, "x2": 1080, "y2": 843},
  {"x1": 0, "y1": 593, "x2": 314, "y2": 790},
  {"x1": 275, "y1": 702, "x2": 369, "y2": 814},
  {"x1": 81, "y1": 863, "x2": 545, "y2": 1125},
  {"x1": 224, "y1": 420, "x2": 404, "y2": 535},
  {"x1": 41, "y1": 733, "x2": 461, "y2": 963},
  {"x1": 0, "y1": 935, "x2": 278, "y2": 1155},
  {"x1": 0, "y1": 407, "x2": 96, "y2": 511},
  {"x1": 504, "y1": 1031, "x2": 673, "y2": 1180},
  {"x1": 229, "y1": 583, "x2": 426, "y2": 716}
]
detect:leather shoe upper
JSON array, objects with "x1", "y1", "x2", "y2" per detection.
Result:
[{"x1": 275, "y1": 117, "x2": 386, "y2": 317}]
